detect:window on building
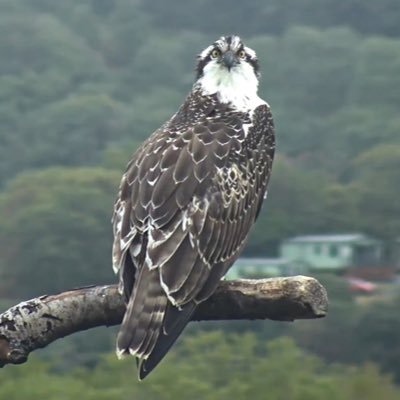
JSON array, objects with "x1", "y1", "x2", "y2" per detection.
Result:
[{"x1": 329, "y1": 245, "x2": 338, "y2": 257}]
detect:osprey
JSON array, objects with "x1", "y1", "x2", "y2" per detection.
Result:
[{"x1": 112, "y1": 35, "x2": 275, "y2": 379}]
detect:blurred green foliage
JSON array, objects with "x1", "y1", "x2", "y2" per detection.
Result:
[
  {"x1": 1, "y1": 334, "x2": 400, "y2": 399},
  {"x1": 0, "y1": 2, "x2": 400, "y2": 185},
  {"x1": 0, "y1": 2, "x2": 399, "y2": 259},
  {"x1": 0, "y1": 167, "x2": 119, "y2": 297}
]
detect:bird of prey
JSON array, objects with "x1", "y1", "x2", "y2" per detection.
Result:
[{"x1": 112, "y1": 35, "x2": 275, "y2": 379}]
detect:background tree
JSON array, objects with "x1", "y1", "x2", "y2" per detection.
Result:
[
  {"x1": 0, "y1": 167, "x2": 119, "y2": 298},
  {"x1": 1, "y1": 335, "x2": 400, "y2": 399}
]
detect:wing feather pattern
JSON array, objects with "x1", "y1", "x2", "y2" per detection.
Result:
[{"x1": 112, "y1": 97, "x2": 275, "y2": 379}]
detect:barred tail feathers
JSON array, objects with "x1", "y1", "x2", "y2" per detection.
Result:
[
  {"x1": 116, "y1": 267, "x2": 167, "y2": 360},
  {"x1": 116, "y1": 266, "x2": 196, "y2": 379},
  {"x1": 138, "y1": 302, "x2": 196, "y2": 379}
]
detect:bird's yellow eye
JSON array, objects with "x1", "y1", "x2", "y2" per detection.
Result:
[
  {"x1": 211, "y1": 49, "x2": 220, "y2": 59},
  {"x1": 238, "y1": 50, "x2": 246, "y2": 59}
]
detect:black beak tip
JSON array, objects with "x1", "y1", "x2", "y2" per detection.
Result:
[{"x1": 222, "y1": 51, "x2": 238, "y2": 70}]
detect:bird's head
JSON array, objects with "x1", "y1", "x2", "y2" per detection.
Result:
[
  {"x1": 195, "y1": 35, "x2": 261, "y2": 107},
  {"x1": 196, "y1": 35, "x2": 259, "y2": 79}
]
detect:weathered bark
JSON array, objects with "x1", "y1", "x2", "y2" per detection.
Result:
[{"x1": 0, "y1": 276, "x2": 327, "y2": 367}]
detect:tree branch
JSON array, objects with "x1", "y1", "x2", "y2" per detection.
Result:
[{"x1": 0, "y1": 276, "x2": 327, "y2": 367}]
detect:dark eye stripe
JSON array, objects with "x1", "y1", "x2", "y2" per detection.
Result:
[{"x1": 196, "y1": 38, "x2": 260, "y2": 79}]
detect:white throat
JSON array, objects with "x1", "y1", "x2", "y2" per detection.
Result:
[{"x1": 197, "y1": 62, "x2": 265, "y2": 112}]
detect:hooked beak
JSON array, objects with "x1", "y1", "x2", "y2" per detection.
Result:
[{"x1": 221, "y1": 50, "x2": 238, "y2": 70}]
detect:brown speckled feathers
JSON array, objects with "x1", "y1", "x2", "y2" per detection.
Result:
[{"x1": 112, "y1": 36, "x2": 275, "y2": 380}]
